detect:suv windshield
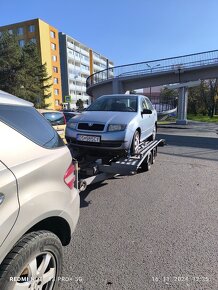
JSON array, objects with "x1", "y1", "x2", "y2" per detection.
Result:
[
  {"x1": 86, "y1": 96, "x2": 138, "y2": 112},
  {"x1": 42, "y1": 112, "x2": 65, "y2": 126}
]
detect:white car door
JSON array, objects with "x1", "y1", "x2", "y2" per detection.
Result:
[
  {"x1": 145, "y1": 97, "x2": 157, "y2": 134},
  {"x1": 0, "y1": 161, "x2": 19, "y2": 246},
  {"x1": 139, "y1": 97, "x2": 154, "y2": 140}
]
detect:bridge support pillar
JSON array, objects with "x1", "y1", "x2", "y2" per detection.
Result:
[
  {"x1": 112, "y1": 79, "x2": 124, "y2": 94},
  {"x1": 176, "y1": 87, "x2": 188, "y2": 125}
]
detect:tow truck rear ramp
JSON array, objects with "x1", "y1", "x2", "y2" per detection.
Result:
[{"x1": 71, "y1": 139, "x2": 165, "y2": 192}]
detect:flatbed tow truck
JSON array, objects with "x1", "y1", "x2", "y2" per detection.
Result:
[{"x1": 70, "y1": 139, "x2": 165, "y2": 192}]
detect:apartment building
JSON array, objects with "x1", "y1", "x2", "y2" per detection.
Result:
[
  {"x1": 59, "y1": 33, "x2": 113, "y2": 109},
  {"x1": 0, "y1": 19, "x2": 62, "y2": 110}
]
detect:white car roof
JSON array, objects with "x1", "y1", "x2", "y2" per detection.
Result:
[{"x1": 0, "y1": 90, "x2": 33, "y2": 106}]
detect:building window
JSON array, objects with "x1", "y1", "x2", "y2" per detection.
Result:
[
  {"x1": 94, "y1": 52, "x2": 100, "y2": 58},
  {"x1": 54, "y1": 89, "x2": 59, "y2": 96},
  {"x1": 54, "y1": 77, "x2": 58, "y2": 84},
  {"x1": 18, "y1": 39, "x2": 25, "y2": 47},
  {"x1": 17, "y1": 27, "x2": 24, "y2": 35},
  {"x1": 81, "y1": 64, "x2": 89, "y2": 71},
  {"x1": 30, "y1": 38, "x2": 36, "y2": 44},
  {"x1": 55, "y1": 99, "x2": 59, "y2": 106},
  {"x1": 52, "y1": 55, "x2": 57, "y2": 62},
  {"x1": 8, "y1": 29, "x2": 13, "y2": 35},
  {"x1": 50, "y1": 31, "x2": 55, "y2": 38},
  {"x1": 53, "y1": 66, "x2": 58, "y2": 73},
  {"x1": 28, "y1": 25, "x2": 35, "y2": 32},
  {"x1": 51, "y1": 43, "x2": 56, "y2": 50}
]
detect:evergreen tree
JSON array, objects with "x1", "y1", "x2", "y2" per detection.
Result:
[
  {"x1": 17, "y1": 42, "x2": 51, "y2": 108},
  {"x1": 0, "y1": 33, "x2": 51, "y2": 108},
  {"x1": 0, "y1": 31, "x2": 22, "y2": 94}
]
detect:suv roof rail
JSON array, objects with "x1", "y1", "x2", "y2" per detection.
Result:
[{"x1": 0, "y1": 90, "x2": 33, "y2": 107}]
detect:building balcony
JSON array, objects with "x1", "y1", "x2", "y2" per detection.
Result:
[
  {"x1": 67, "y1": 42, "x2": 74, "y2": 50},
  {"x1": 80, "y1": 48, "x2": 89, "y2": 57},
  {"x1": 80, "y1": 58, "x2": 90, "y2": 66}
]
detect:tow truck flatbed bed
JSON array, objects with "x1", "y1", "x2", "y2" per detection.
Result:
[{"x1": 71, "y1": 139, "x2": 165, "y2": 191}]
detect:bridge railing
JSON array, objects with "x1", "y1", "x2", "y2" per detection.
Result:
[
  {"x1": 87, "y1": 50, "x2": 218, "y2": 89},
  {"x1": 151, "y1": 95, "x2": 178, "y2": 114}
]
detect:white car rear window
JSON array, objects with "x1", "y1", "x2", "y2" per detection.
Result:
[{"x1": 0, "y1": 105, "x2": 64, "y2": 149}]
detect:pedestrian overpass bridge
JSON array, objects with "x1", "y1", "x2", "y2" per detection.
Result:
[{"x1": 86, "y1": 50, "x2": 218, "y2": 124}]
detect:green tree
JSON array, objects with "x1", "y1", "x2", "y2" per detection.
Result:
[
  {"x1": 160, "y1": 87, "x2": 178, "y2": 109},
  {"x1": 188, "y1": 86, "x2": 201, "y2": 115},
  {"x1": 0, "y1": 31, "x2": 22, "y2": 94},
  {"x1": 188, "y1": 80, "x2": 217, "y2": 117},
  {"x1": 207, "y1": 79, "x2": 217, "y2": 117},
  {"x1": 160, "y1": 87, "x2": 179, "y2": 101},
  {"x1": 15, "y1": 42, "x2": 52, "y2": 108},
  {"x1": 0, "y1": 33, "x2": 51, "y2": 108}
]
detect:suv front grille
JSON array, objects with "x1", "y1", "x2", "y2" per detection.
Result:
[{"x1": 78, "y1": 123, "x2": 105, "y2": 131}]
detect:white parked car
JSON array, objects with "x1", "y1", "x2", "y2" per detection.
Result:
[{"x1": 0, "y1": 90, "x2": 80, "y2": 290}]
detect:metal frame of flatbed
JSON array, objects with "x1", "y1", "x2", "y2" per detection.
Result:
[{"x1": 71, "y1": 139, "x2": 165, "y2": 192}]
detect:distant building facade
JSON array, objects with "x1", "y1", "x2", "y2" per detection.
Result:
[
  {"x1": 59, "y1": 33, "x2": 113, "y2": 109},
  {"x1": 0, "y1": 19, "x2": 114, "y2": 110},
  {"x1": 0, "y1": 19, "x2": 62, "y2": 110}
]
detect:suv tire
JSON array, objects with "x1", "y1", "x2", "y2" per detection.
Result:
[{"x1": 0, "y1": 231, "x2": 62, "y2": 290}]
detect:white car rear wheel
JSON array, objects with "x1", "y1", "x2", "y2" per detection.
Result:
[{"x1": 0, "y1": 231, "x2": 62, "y2": 290}]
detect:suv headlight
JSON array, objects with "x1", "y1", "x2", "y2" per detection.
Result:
[
  {"x1": 108, "y1": 124, "x2": 126, "y2": 131},
  {"x1": 68, "y1": 122, "x2": 77, "y2": 129}
]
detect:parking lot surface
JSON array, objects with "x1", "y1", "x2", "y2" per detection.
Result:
[{"x1": 61, "y1": 124, "x2": 218, "y2": 290}]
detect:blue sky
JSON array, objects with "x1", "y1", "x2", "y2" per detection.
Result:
[{"x1": 1, "y1": 0, "x2": 217, "y2": 66}]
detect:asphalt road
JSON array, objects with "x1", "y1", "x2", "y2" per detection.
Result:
[{"x1": 61, "y1": 124, "x2": 218, "y2": 290}]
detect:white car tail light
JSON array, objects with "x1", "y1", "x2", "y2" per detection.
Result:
[{"x1": 64, "y1": 163, "x2": 75, "y2": 189}]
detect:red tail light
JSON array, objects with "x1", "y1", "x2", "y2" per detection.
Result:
[{"x1": 64, "y1": 163, "x2": 75, "y2": 189}]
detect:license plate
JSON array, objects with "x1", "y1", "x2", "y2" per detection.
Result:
[{"x1": 77, "y1": 134, "x2": 100, "y2": 143}]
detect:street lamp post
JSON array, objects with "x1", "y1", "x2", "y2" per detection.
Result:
[{"x1": 146, "y1": 63, "x2": 160, "y2": 98}]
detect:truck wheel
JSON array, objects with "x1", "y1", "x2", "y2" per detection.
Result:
[
  {"x1": 152, "y1": 125, "x2": 157, "y2": 141},
  {"x1": 141, "y1": 153, "x2": 152, "y2": 171},
  {"x1": 131, "y1": 130, "x2": 140, "y2": 155},
  {"x1": 0, "y1": 231, "x2": 62, "y2": 290},
  {"x1": 152, "y1": 148, "x2": 157, "y2": 164}
]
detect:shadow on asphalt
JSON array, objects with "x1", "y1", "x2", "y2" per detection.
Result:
[
  {"x1": 157, "y1": 133, "x2": 218, "y2": 161},
  {"x1": 158, "y1": 133, "x2": 218, "y2": 150},
  {"x1": 80, "y1": 182, "x2": 108, "y2": 208},
  {"x1": 79, "y1": 175, "x2": 124, "y2": 208}
]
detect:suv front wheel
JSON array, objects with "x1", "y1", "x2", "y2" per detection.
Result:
[{"x1": 0, "y1": 231, "x2": 62, "y2": 290}]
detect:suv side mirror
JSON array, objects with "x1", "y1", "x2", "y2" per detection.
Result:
[{"x1": 142, "y1": 109, "x2": 152, "y2": 114}]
